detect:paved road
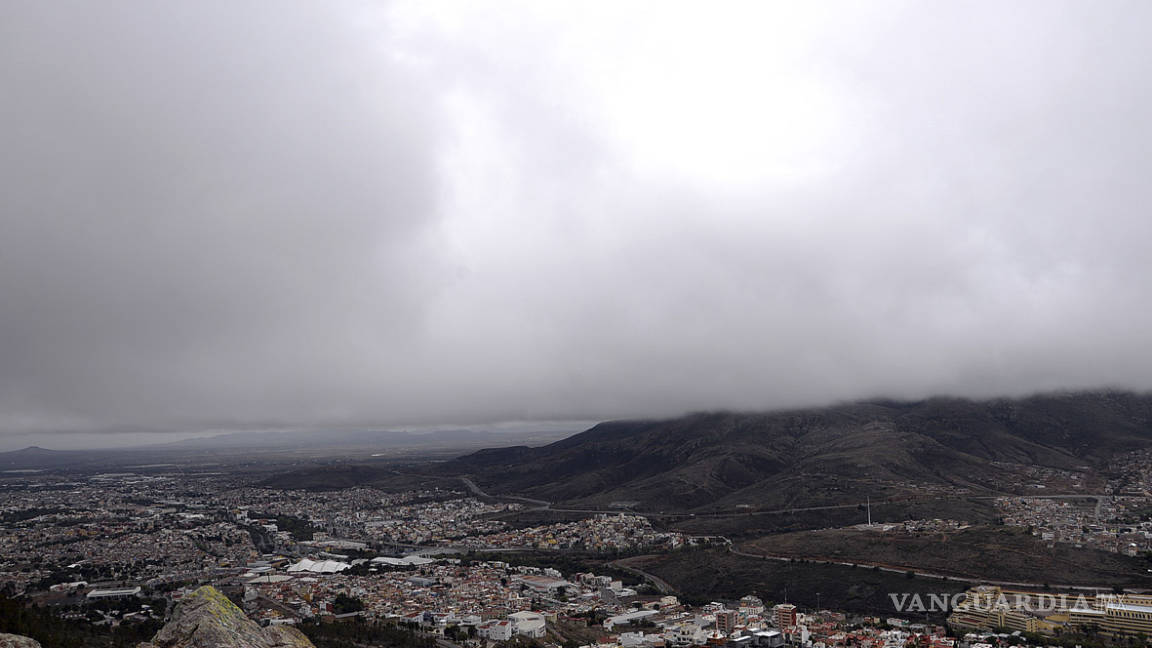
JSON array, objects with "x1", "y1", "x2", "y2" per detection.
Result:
[
  {"x1": 725, "y1": 541, "x2": 1145, "y2": 593},
  {"x1": 255, "y1": 594, "x2": 300, "y2": 618},
  {"x1": 547, "y1": 497, "x2": 947, "y2": 519},
  {"x1": 443, "y1": 468, "x2": 1115, "y2": 522},
  {"x1": 460, "y1": 477, "x2": 550, "y2": 507},
  {"x1": 467, "y1": 477, "x2": 1117, "y2": 521},
  {"x1": 609, "y1": 556, "x2": 676, "y2": 595}
]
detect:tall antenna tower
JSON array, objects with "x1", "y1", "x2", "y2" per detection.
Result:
[{"x1": 867, "y1": 497, "x2": 872, "y2": 526}]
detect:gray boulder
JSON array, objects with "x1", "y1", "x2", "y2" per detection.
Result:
[
  {"x1": 0, "y1": 634, "x2": 42, "y2": 648},
  {"x1": 138, "y1": 585, "x2": 314, "y2": 648}
]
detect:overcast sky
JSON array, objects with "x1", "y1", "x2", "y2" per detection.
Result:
[{"x1": 2, "y1": 1, "x2": 1152, "y2": 449}]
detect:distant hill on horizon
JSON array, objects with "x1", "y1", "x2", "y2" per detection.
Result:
[
  {"x1": 0, "y1": 445, "x2": 92, "y2": 470},
  {"x1": 0, "y1": 422, "x2": 588, "y2": 471}
]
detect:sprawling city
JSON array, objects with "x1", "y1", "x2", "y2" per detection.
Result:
[{"x1": 3, "y1": 429, "x2": 1152, "y2": 648}]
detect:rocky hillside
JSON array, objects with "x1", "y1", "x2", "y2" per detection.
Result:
[
  {"x1": 446, "y1": 390, "x2": 1152, "y2": 510},
  {"x1": 138, "y1": 586, "x2": 314, "y2": 648}
]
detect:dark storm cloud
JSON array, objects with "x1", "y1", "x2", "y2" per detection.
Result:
[
  {"x1": 3, "y1": 1, "x2": 1152, "y2": 448},
  {"x1": 0, "y1": 1, "x2": 443, "y2": 435}
]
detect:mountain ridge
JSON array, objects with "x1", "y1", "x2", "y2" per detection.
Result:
[{"x1": 444, "y1": 390, "x2": 1152, "y2": 510}]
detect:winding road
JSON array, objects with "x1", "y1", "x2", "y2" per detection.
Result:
[
  {"x1": 725, "y1": 540, "x2": 1145, "y2": 593},
  {"x1": 608, "y1": 556, "x2": 676, "y2": 595}
]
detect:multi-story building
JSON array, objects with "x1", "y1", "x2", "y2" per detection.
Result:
[
  {"x1": 774, "y1": 604, "x2": 797, "y2": 629},
  {"x1": 1102, "y1": 603, "x2": 1152, "y2": 636},
  {"x1": 951, "y1": 586, "x2": 1152, "y2": 638},
  {"x1": 716, "y1": 610, "x2": 738, "y2": 635}
]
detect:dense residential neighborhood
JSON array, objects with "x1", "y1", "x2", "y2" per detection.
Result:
[{"x1": 4, "y1": 463, "x2": 1152, "y2": 648}]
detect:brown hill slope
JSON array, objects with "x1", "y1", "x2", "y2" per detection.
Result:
[{"x1": 445, "y1": 391, "x2": 1152, "y2": 510}]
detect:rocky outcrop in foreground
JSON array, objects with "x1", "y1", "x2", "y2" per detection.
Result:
[
  {"x1": 0, "y1": 634, "x2": 41, "y2": 648},
  {"x1": 139, "y1": 585, "x2": 314, "y2": 648},
  {"x1": 0, "y1": 631, "x2": 40, "y2": 645}
]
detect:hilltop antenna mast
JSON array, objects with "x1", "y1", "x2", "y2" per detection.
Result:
[{"x1": 867, "y1": 497, "x2": 872, "y2": 526}]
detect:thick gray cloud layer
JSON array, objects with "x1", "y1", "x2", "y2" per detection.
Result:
[{"x1": 3, "y1": 1, "x2": 1152, "y2": 447}]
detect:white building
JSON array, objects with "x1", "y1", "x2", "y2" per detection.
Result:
[
  {"x1": 287, "y1": 558, "x2": 351, "y2": 573},
  {"x1": 514, "y1": 574, "x2": 572, "y2": 594},
  {"x1": 87, "y1": 587, "x2": 142, "y2": 599},
  {"x1": 619, "y1": 631, "x2": 664, "y2": 647},
  {"x1": 605, "y1": 609, "x2": 660, "y2": 630},
  {"x1": 509, "y1": 611, "x2": 547, "y2": 638},
  {"x1": 664, "y1": 620, "x2": 708, "y2": 645},
  {"x1": 739, "y1": 596, "x2": 766, "y2": 616},
  {"x1": 478, "y1": 620, "x2": 514, "y2": 641}
]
